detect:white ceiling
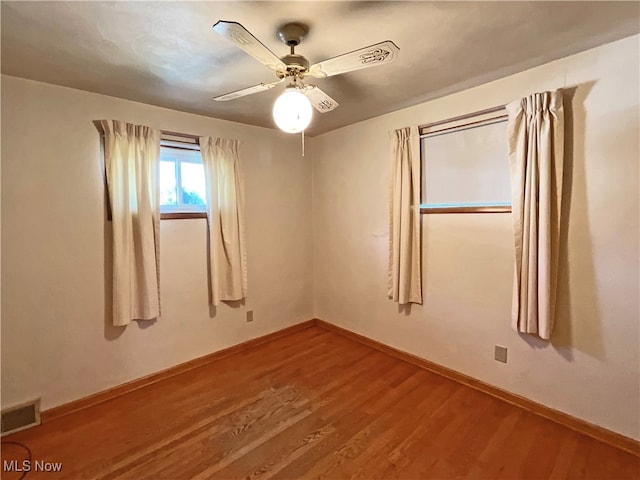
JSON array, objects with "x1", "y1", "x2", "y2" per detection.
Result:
[{"x1": 2, "y1": 1, "x2": 638, "y2": 136}]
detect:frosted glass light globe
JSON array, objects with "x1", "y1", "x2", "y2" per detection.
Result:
[{"x1": 272, "y1": 89, "x2": 312, "y2": 133}]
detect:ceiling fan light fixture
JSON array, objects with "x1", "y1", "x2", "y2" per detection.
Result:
[
  {"x1": 212, "y1": 21, "x2": 399, "y2": 134},
  {"x1": 272, "y1": 88, "x2": 312, "y2": 133}
]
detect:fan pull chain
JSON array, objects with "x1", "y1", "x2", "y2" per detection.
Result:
[{"x1": 301, "y1": 129, "x2": 305, "y2": 157}]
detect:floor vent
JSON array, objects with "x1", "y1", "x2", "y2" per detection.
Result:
[{"x1": 1, "y1": 399, "x2": 41, "y2": 436}]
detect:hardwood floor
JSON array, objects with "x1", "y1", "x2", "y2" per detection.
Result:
[{"x1": 2, "y1": 326, "x2": 639, "y2": 479}]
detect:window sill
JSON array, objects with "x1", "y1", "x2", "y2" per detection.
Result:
[
  {"x1": 420, "y1": 205, "x2": 511, "y2": 214},
  {"x1": 161, "y1": 212, "x2": 207, "y2": 220}
]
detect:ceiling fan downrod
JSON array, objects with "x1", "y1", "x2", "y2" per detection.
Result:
[{"x1": 276, "y1": 23, "x2": 310, "y2": 79}]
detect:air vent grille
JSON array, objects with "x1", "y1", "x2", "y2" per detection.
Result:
[{"x1": 1, "y1": 399, "x2": 41, "y2": 436}]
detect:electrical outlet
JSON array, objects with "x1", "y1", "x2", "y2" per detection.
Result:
[
  {"x1": 246, "y1": 310, "x2": 254, "y2": 323},
  {"x1": 495, "y1": 345, "x2": 508, "y2": 363}
]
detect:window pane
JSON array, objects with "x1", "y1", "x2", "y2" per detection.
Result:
[
  {"x1": 422, "y1": 120, "x2": 510, "y2": 206},
  {"x1": 180, "y1": 162, "x2": 206, "y2": 206},
  {"x1": 160, "y1": 160, "x2": 177, "y2": 206}
]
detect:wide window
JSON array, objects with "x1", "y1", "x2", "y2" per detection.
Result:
[{"x1": 160, "y1": 141, "x2": 206, "y2": 215}]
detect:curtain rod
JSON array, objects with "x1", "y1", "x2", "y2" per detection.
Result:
[
  {"x1": 419, "y1": 104, "x2": 507, "y2": 131},
  {"x1": 420, "y1": 117, "x2": 507, "y2": 140},
  {"x1": 161, "y1": 129, "x2": 200, "y2": 141}
]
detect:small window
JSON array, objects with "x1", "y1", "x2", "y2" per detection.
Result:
[
  {"x1": 160, "y1": 142, "x2": 206, "y2": 214},
  {"x1": 420, "y1": 108, "x2": 511, "y2": 214}
]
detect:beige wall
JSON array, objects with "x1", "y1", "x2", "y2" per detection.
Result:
[
  {"x1": 312, "y1": 35, "x2": 640, "y2": 439},
  {"x1": 2, "y1": 35, "x2": 639, "y2": 441},
  {"x1": 1, "y1": 76, "x2": 314, "y2": 411}
]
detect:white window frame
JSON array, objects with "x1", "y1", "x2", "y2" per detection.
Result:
[{"x1": 160, "y1": 140, "x2": 206, "y2": 214}]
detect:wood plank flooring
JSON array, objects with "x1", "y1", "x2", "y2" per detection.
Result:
[{"x1": 2, "y1": 326, "x2": 639, "y2": 479}]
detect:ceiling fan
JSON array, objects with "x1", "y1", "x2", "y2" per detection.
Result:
[{"x1": 212, "y1": 21, "x2": 399, "y2": 133}]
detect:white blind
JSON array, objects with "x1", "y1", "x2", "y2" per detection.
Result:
[{"x1": 421, "y1": 119, "x2": 510, "y2": 207}]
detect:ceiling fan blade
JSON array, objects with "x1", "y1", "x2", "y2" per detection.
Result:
[
  {"x1": 304, "y1": 86, "x2": 339, "y2": 113},
  {"x1": 214, "y1": 79, "x2": 284, "y2": 101},
  {"x1": 213, "y1": 20, "x2": 287, "y2": 72},
  {"x1": 305, "y1": 40, "x2": 399, "y2": 78}
]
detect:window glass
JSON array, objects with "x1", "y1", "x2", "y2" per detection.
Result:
[
  {"x1": 160, "y1": 159, "x2": 178, "y2": 206},
  {"x1": 180, "y1": 161, "x2": 206, "y2": 207},
  {"x1": 159, "y1": 146, "x2": 205, "y2": 212}
]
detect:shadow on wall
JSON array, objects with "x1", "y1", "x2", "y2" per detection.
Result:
[
  {"x1": 208, "y1": 299, "x2": 246, "y2": 319},
  {"x1": 553, "y1": 81, "x2": 605, "y2": 360},
  {"x1": 519, "y1": 81, "x2": 605, "y2": 361},
  {"x1": 398, "y1": 304, "x2": 413, "y2": 316}
]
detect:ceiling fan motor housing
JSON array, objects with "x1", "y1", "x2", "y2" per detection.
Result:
[{"x1": 281, "y1": 54, "x2": 309, "y2": 72}]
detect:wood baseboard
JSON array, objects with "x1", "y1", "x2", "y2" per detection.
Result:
[
  {"x1": 42, "y1": 320, "x2": 317, "y2": 423},
  {"x1": 314, "y1": 318, "x2": 640, "y2": 457}
]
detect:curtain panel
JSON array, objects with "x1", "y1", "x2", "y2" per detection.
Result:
[
  {"x1": 100, "y1": 120, "x2": 161, "y2": 326},
  {"x1": 507, "y1": 90, "x2": 564, "y2": 339},
  {"x1": 388, "y1": 126, "x2": 422, "y2": 305},
  {"x1": 200, "y1": 136, "x2": 247, "y2": 305}
]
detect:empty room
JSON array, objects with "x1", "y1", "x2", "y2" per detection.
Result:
[{"x1": 1, "y1": 1, "x2": 639, "y2": 479}]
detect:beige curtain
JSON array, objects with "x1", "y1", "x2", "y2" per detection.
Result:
[
  {"x1": 388, "y1": 126, "x2": 422, "y2": 304},
  {"x1": 507, "y1": 90, "x2": 564, "y2": 339},
  {"x1": 200, "y1": 137, "x2": 247, "y2": 305},
  {"x1": 101, "y1": 120, "x2": 161, "y2": 326}
]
